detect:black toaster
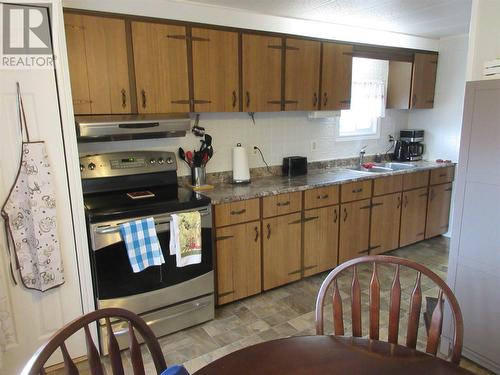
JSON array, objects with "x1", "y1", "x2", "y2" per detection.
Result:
[{"x1": 282, "y1": 156, "x2": 308, "y2": 177}]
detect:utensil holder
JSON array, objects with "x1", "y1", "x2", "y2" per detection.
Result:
[{"x1": 191, "y1": 166, "x2": 206, "y2": 187}]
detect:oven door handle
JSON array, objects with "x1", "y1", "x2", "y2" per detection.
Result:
[
  {"x1": 94, "y1": 209, "x2": 211, "y2": 235},
  {"x1": 95, "y1": 221, "x2": 171, "y2": 234}
]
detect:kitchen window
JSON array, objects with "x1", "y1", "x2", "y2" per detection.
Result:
[{"x1": 337, "y1": 58, "x2": 388, "y2": 141}]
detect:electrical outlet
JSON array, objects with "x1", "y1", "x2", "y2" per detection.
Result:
[
  {"x1": 388, "y1": 134, "x2": 395, "y2": 143},
  {"x1": 311, "y1": 140, "x2": 318, "y2": 151},
  {"x1": 252, "y1": 146, "x2": 258, "y2": 155}
]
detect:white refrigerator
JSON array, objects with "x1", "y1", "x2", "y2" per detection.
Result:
[{"x1": 444, "y1": 79, "x2": 500, "y2": 373}]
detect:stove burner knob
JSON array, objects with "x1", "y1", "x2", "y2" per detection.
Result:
[
  {"x1": 80, "y1": 164, "x2": 85, "y2": 172},
  {"x1": 166, "y1": 157, "x2": 173, "y2": 164},
  {"x1": 88, "y1": 162, "x2": 96, "y2": 170},
  {"x1": 149, "y1": 158, "x2": 156, "y2": 164},
  {"x1": 157, "y1": 157, "x2": 165, "y2": 165}
]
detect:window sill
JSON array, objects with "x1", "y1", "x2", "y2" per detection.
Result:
[{"x1": 335, "y1": 133, "x2": 381, "y2": 142}]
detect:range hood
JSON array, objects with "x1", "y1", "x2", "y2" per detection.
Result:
[{"x1": 75, "y1": 114, "x2": 191, "y2": 142}]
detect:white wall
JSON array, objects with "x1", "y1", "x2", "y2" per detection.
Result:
[
  {"x1": 63, "y1": 0, "x2": 438, "y2": 51},
  {"x1": 466, "y1": 0, "x2": 500, "y2": 81},
  {"x1": 408, "y1": 34, "x2": 469, "y2": 162},
  {"x1": 79, "y1": 110, "x2": 408, "y2": 177}
]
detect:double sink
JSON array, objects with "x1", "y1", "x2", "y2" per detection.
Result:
[{"x1": 348, "y1": 162, "x2": 417, "y2": 174}]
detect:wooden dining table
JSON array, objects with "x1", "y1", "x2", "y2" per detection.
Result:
[{"x1": 193, "y1": 336, "x2": 474, "y2": 375}]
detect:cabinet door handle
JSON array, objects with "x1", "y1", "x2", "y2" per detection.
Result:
[
  {"x1": 313, "y1": 92, "x2": 318, "y2": 107},
  {"x1": 333, "y1": 208, "x2": 338, "y2": 223},
  {"x1": 430, "y1": 189, "x2": 435, "y2": 201},
  {"x1": 371, "y1": 202, "x2": 383, "y2": 208},
  {"x1": 439, "y1": 173, "x2": 447, "y2": 177},
  {"x1": 412, "y1": 94, "x2": 417, "y2": 107},
  {"x1": 360, "y1": 205, "x2": 371, "y2": 210},
  {"x1": 340, "y1": 99, "x2": 351, "y2": 104},
  {"x1": 358, "y1": 248, "x2": 370, "y2": 254},
  {"x1": 232, "y1": 90, "x2": 237, "y2": 108},
  {"x1": 246, "y1": 91, "x2": 250, "y2": 108},
  {"x1": 141, "y1": 89, "x2": 147, "y2": 109},
  {"x1": 445, "y1": 187, "x2": 453, "y2": 192},
  {"x1": 323, "y1": 92, "x2": 328, "y2": 107},
  {"x1": 276, "y1": 201, "x2": 290, "y2": 207},
  {"x1": 254, "y1": 226, "x2": 259, "y2": 242},
  {"x1": 230, "y1": 209, "x2": 246, "y2": 215},
  {"x1": 317, "y1": 194, "x2": 329, "y2": 200},
  {"x1": 352, "y1": 188, "x2": 363, "y2": 193},
  {"x1": 266, "y1": 223, "x2": 271, "y2": 239},
  {"x1": 288, "y1": 269, "x2": 301, "y2": 275},
  {"x1": 121, "y1": 89, "x2": 127, "y2": 108},
  {"x1": 404, "y1": 195, "x2": 409, "y2": 207},
  {"x1": 397, "y1": 196, "x2": 401, "y2": 209},
  {"x1": 343, "y1": 207, "x2": 348, "y2": 222}
]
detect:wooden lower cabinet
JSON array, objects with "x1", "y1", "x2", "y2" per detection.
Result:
[
  {"x1": 339, "y1": 199, "x2": 371, "y2": 263},
  {"x1": 263, "y1": 213, "x2": 302, "y2": 290},
  {"x1": 216, "y1": 221, "x2": 261, "y2": 305},
  {"x1": 400, "y1": 187, "x2": 428, "y2": 247},
  {"x1": 425, "y1": 183, "x2": 453, "y2": 239},
  {"x1": 303, "y1": 206, "x2": 339, "y2": 277},
  {"x1": 370, "y1": 193, "x2": 402, "y2": 255}
]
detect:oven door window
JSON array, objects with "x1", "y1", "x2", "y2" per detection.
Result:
[{"x1": 92, "y1": 227, "x2": 212, "y2": 300}]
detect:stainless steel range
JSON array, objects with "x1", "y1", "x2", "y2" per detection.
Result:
[{"x1": 80, "y1": 151, "x2": 214, "y2": 350}]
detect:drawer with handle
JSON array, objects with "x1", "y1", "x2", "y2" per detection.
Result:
[
  {"x1": 430, "y1": 166, "x2": 455, "y2": 185},
  {"x1": 403, "y1": 170, "x2": 429, "y2": 191},
  {"x1": 263, "y1": 192, "x2": 302, "y2": 218},
  {"x1": 341, "y1": 180, "x2": 372, "y2": 203},
  {"x1": 373, "y1": 175, "x2": 403, "y2": 196},
  {"x1": 214, "y1": 198, "x2": 260, "y2": 227},
  {"x1": 304, "y1": 185, "x2": 339, "y2": 209}
]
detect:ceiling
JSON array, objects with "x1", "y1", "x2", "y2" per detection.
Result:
[{"x1": 177, "y1": 0, "x2": 472, "y2": 38}]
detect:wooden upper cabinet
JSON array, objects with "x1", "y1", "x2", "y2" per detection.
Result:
[
  {"x1": 321, "y1": 42, "x2": 353, "y2": 111},
  {"x1": 191, "y1": 28, "x2": 239, "y2": 112},
  {"x1": 411, "y1": 53, "x2": 438, "y2": 109},
  {"x1": 64, "y1": 13, "x2": 131, "y2": 115},
  {"x1": 131, "y1": 21, "x2": 190, "y2": 113},
  {"x1": 387, "y1": 61, "x2": 413, "y2": 110},
  {"x1": 284, "y1": 38, "x2": 321, "y2": 111},
  {"x1": 242, "y1": 34, "x2": 282, "y2": 112}
]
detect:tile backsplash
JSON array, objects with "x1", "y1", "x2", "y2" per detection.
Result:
[{"x1": 78, "y1": 110, "x2": 409, "y2": 177}]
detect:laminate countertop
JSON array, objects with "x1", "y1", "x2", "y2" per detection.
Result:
[{"x1": 200, "y1": 161, "x2": 455, "y2": 205}]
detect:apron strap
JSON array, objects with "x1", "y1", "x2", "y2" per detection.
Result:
[
  {"x1": 1, "y1": 216, "x2": 18, "y2": 286},
  {"x1": 16, "y1": 82, "x2": 31, "y2": 143}
]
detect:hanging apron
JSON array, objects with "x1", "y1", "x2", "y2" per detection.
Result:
[{"x1": 1, "y1": 84, "x2": 64, "y2": 292}]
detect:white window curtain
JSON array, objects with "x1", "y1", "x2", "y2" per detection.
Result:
[{"x1": 350, "y1": 80, "x2": 386, "y2": 118}]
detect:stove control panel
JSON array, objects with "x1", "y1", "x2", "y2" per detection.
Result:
[{"x1": 80, "y1": 151, "x2": 177, "y2": 179}]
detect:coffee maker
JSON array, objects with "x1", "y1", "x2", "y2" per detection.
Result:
[{"x1": 393, "y1": 129, "x2": 425, "y2": 161}]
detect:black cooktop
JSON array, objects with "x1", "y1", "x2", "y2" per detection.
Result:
[{"x1": 84, "y1": 186, "x2": 211, "y2": 222}]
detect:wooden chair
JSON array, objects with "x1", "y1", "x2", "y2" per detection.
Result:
[
  {"x1": 21, "y1": 307, "x2": 167, "y2": 375},
  {"x1": 315, "y1": 255, "x2": 463, "y2": 365}
]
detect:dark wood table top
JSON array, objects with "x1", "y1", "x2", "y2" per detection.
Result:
[{"x1": 193, "y1": 336, "x2": 474, "y2": 375}]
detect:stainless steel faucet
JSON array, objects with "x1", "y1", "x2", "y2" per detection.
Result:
[{"x1": 359, "y1": 145, "x2": 368, "y2": 167}]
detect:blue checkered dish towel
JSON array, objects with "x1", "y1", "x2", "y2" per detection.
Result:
[{"x1": 119, "y1": 217, "x2": 165, "y2": 273}]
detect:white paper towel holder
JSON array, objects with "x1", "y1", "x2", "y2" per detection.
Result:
[{"x1": 232, "y1": 143, "x2": 251, "y2": 184}]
